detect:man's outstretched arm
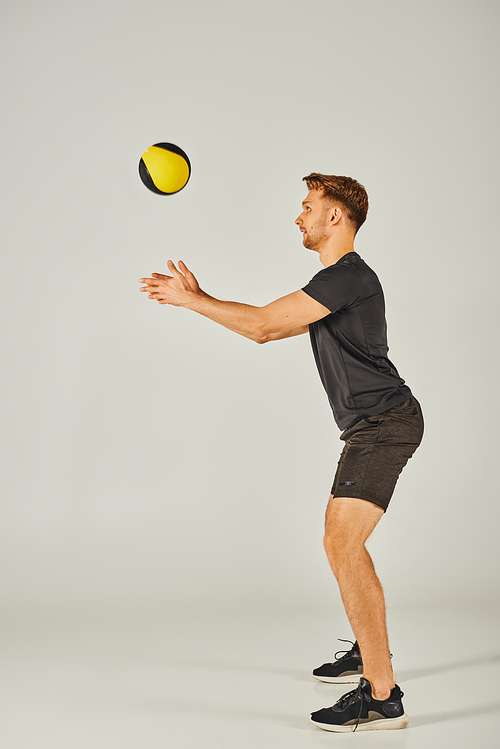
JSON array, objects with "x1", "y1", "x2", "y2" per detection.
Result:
[{"x1": 139, "y1": 260, "x2": 330, "y2": 343}]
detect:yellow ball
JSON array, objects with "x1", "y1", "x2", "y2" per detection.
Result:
[{"x1": 139, "y1": 142, "x2": 191, "y2": 195}]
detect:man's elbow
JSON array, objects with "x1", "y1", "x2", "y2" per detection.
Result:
[
  {"x1": 250, "y1": 326, "x2": 269, "y2": 344},
  {"x1": 253, "y1": 313, "x2": 274, "y2": 343}
]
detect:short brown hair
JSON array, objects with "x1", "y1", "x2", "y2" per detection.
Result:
[{"x1": 302, "y1": 173, "x2": 369, "y2": 232}]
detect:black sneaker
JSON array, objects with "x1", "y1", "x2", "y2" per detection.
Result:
[
  {"x1": 310, "y1": 677, "x2": 409, "y2": 732},
  {"x1": 313, "y1": 639, "x2": 397, "y2": 684},
  {"x1": 312, "y1": 639, "x2": 364, "y2": 683},
  {"x1": 311, "y1": 678, "x2": 409, "y2": 733}
]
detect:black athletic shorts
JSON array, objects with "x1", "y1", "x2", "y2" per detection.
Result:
[{"x1": 331, "y1": 396, "x2": 424, "y2": 512}]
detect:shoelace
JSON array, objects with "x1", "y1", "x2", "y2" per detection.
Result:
[
  {"x1": 334, "y1": 684, "x2": 362, "y2": 710},
  {"x1": 333, "y1": 637, "x2": 393, "y2": 663},
  {"x1": 335, "y1": 681, "x2": 405, "y2": 732},
  {"x1": 333, "y1": 682, "x2": 366, "y2": 732},
  {"x1": 333, "y1": 638, "x2": 357, "y2": 662}
]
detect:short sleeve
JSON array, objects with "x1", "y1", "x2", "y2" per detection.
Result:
[{"x1": 302, "y1": 264, "x2": 360, "y2": 314}]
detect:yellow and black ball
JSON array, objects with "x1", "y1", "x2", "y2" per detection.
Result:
[{"x1": 138, "y1": 142, "x2": 191, "y2": 195}]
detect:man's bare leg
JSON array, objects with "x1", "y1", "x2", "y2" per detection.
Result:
[{"x1": 324, "y1": 494, "x2": 394, "y2": 700}]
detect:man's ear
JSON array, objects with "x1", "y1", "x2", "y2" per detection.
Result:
[{"x1": 329, "y1": 206, "x2": 342, "y2": 225}]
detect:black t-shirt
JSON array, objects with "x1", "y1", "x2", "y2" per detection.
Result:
[{"x1": 302, "y1": 252, "x2": 411, "y2": 430}]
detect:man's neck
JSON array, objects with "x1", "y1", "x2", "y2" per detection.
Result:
[{"x1": 318, "y1": 239, "x2": 356, "y2": 268}]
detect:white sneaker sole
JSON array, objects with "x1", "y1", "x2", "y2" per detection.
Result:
[
  {"x1": 310, "y1": 712, "x2": 409, "y2": 732},
  {"x1": 313, "y1": 672, "x2": 363, "y2": 683},
  {"x1": 312, "y1": 671, "x2": 397, "y2": 684}
]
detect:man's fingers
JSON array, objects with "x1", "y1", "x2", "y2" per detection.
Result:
[
  {"x1": 138, "y1": 274, "x2": 172, "y2": 285},
  {"x1": 139, "y1": 263, "x2": 190, "y2": 304},
  {"x1": 178, "y1": 260, "x2": 197, "y2": 281},
  {"x1": 139, "y1": 275, "x2": 175, "y2": 292},
  {"x1": 140, "y1": 284, "x2": 159, "y2": 294},
  {"x1": 178, "y1": 260, "x2": 200, "y2": 291},
  {"x1": 167, "y1": 260, "x2": 182, "y2": 277}
]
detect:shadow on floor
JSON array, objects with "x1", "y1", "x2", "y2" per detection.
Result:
[
  {"x1": 411, "y1": 700, "x2": 500, "y2": 727},
  {"x1": 399, "y1": 651, "x2": 500, "y2": 682},
  {"x1": 156, "y1": 655, "x2": 302, "y2": 679}
]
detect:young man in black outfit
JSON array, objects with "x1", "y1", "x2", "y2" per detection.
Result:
[{"x1": 139, "y1": 173, "x2": 423, "y2": 732}]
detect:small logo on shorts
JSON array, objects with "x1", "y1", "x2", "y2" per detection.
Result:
[{"x1": 339, "y1": 481, "x2": 356, "y2": 486}]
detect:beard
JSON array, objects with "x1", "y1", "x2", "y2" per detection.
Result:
[{"x1": 303, "y1": 216, "x2": 329, "y2": 251}]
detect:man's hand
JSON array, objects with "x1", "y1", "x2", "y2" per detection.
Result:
[{"x1": 139, "y1": 260, "x2": 202, "y2": 307}]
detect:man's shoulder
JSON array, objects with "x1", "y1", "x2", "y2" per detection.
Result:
[
  {"x1": 312, "y1": 253, "x2": 361, "y2": 279},
  {"x1": 305, "y1": 262, "x2": 358, "y2": 293},
  {"x1": 344, "y1": 253, "x2": 383, "y2": 287},
  {"x1": 303, "y1": 255, "x2": 364, "y2": 312}
]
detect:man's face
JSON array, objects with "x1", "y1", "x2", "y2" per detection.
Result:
[{"x1": 295, "y1": 190, "x2": 330, "y2": 251}]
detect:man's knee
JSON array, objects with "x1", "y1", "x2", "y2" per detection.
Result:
[
  {"x1": 323, "y1": 496, "x2": 383, "y2": 576},
  {"x1": 323, "y1": 522, "x2": 362, "y2": 579},
  {"x1": 323, "y1": 529, "x2": 340, "y2": 578}
]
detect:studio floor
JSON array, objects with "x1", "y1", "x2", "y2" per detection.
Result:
[{"x1": 1, "y1": 600, "x2": 499, "y2": 748}]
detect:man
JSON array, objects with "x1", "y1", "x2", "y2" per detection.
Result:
[{"x1": 139, "y1": 173, "x2": 424, "y2": 732}]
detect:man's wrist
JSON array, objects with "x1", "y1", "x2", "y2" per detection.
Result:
[{"x1": 186, "y1": 289, "x2": 213, "y2": 312}]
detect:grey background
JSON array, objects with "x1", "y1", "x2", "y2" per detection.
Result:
[{"x1": 1, "y1": 0, "x2": 499, "y2": 615}]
